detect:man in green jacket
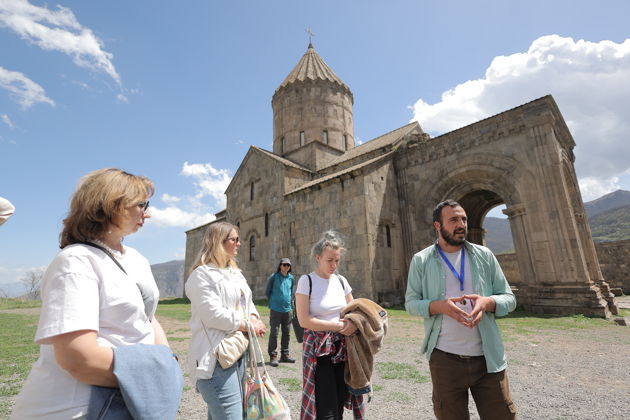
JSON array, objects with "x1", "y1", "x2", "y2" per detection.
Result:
[{"x1": 405, "y1": 199, "x2": 517, "y2": 420}]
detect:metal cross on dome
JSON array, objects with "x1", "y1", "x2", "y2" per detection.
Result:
[{"x1": 306, "y1": 27, "x2": 315, "y2": 44}]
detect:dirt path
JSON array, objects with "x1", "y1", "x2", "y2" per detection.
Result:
[{"x1": 160, "y1": 309, "x2": 630, "y2": 420}]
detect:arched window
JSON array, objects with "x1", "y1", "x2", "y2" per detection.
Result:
[
  {"x1": 300, "y1": 131, "x2": 305, "y2": 146},
  {"x1": 281, "y1": 136, "x2": 285, "y2": 153},
  {"x1": 323, "y1": 130, "x2": 328, "y2": 144},
  {"x1": 250, "y1": 182, "x2": 255, "y2": 201},
  {"x1": 264, "y1": 213, "x2": 269, "y2": 237},
  {"x1": 343, "y1": 134, "x2": 348, "y2": 150},
  {"x1": 236, "y1": 221, "x2": 240, "y2": 229},
  {"x1": 249, "y1": 236, "x2": 256, "y2": 261},
  {"x1": 386, "y1": 225, "x2": 392, "y2": 248}
]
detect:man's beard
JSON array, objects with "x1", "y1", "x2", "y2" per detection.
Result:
[{"x1": 440, "y1": 226, "x2": 466, "y2": 246}]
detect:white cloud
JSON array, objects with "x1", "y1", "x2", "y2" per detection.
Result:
[
  {"x1": 181, "y1": 161, "x2": 232, "y2": 207},
  {"x1": 116, "y1": 93, "x2": 129, "y2": 103},
  {"x1": 410, "y1": 35, "x2": 630, "y2": 200},
  {"x1": 146, "y1": 162, "x2": 232, "y2": 229},
  {"x1": 0, "y1": 66, "x2": 55, "y2": 108},
  {"x1": 161, "y1": 193, "x2": 181, "y2": 204},
  {"x1": 1, "y1": 113, "x2": 15, "y2": 129},
  {"x1": 0, "y1": 0, "x2": 121, "y2": 84},
  {"x1": 149, "y1": 206, "x2": 215, "y2": 228}
]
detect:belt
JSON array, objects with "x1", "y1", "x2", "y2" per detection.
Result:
[{"x1": 434, "y1": 348, "x2": 484, "y2": 359}]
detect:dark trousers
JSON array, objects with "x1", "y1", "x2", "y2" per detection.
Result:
[
  {"x1": 268, "y1": 309, "x2": 291, "y2": 357},
  {"x1": 315, "y1": 355, "x2": 347, "y2": 420},
  {"x1": 429, "y1": 348, "x2": 516, "y2": 420}
]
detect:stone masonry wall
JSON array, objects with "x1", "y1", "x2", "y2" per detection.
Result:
[{"x1": 497, "y1": 239, "x2": 630, "y2": 295}]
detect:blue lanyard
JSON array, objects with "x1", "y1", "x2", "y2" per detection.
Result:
[{"x1": 436, "y1": 244, "x2": 465, "y2": 291}]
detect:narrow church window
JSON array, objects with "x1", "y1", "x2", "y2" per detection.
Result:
[
  {"x1": 343, "y1": 134, "x2": 348, "y2": 150},
  {"x1": 236, "y1": 221, "x2": 240, "y2": 229},
  {"x1": 265, "y1": 213, "x2": 269, "y2": 237},
  {"x1": 386, "y1": 225, "x2": 392, "y2": 248},
  {"x1": 300, "y1": 131, "x2": 305, "y2": 146},
  {"x1": 250, "y1": 236, "x2": 256, "y2": 261},
  {"x1": 250, "y1": 182, "x2": 255, "y2": 201},
  {"x1": 323, "y1": 130, "x2": 328, "y2": 144},
  {"x1": 281, "y1": 136, "x2": 285, "y2": 153}
]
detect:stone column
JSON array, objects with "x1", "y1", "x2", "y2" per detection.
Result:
[{"x1": 467, "y1": 227, "x2": 486, "y2": 246}]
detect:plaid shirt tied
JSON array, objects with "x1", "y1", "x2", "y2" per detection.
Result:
[{"x1": 300, "y1": 329, "x2": 365, "y2": 420}]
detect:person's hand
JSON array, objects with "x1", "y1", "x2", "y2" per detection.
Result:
[
  {"x1": 338, "y1": 319, "x2": 357, "y2": 336},
  {"x1": 462, "y1": 294, "x2": 496, "y2": 327},
  {"x1": 250, "y1": 317, "x2": 267, "y2": 336},
  {"x1": 430, "y1": 297, "x2": 473, "y2": 327}
]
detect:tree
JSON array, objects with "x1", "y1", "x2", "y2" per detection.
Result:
[{"x1": 20, "y1": 268, "x2": 44, "y2": 300}]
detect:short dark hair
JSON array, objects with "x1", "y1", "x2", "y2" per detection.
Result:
[{"x1": 433, "y1": 199, "x2": 462, "y2": 225}]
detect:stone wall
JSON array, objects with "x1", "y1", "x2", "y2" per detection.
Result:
[{"x1": 496, "y1": 239, "x2": 630, "y2": 296}]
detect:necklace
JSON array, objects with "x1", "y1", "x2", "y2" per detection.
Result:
[{"x1": 92, "y1": 238, "x2": 124, "y2": 256}]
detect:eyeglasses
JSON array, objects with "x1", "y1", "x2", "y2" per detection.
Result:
[
  {"x1": 225, "y1": 236, "x2": 240, "y2": 243},
  {"x1": 137, "y1": 201, "x2": 150, "y2": 212},
  {"x1": 280, "y1": 263, "x2": 291, "y2": 267}
]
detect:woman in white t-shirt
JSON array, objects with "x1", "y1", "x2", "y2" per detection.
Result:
[
  {"x1": 185, "y1": 221, "x2": 267, "y2": 420},
  {"x1": 295, "y1": 230, "x2": 360, "y2": 420},
  {"x1": 11, "y1": 168, "x2": 172, "y2": 420}
]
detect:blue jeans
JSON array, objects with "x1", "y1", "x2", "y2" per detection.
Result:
[{"x1": 197, "y1": 357, "x2": 245, "y2": 420}]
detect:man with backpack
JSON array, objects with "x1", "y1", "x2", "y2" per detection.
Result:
[{"x1": 265, "y1": 257, "x2": 296, "y2": 367}]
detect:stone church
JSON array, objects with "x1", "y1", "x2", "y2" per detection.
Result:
[{"x1": 185, "y1": 43, "x2": 618, "y2": 318}]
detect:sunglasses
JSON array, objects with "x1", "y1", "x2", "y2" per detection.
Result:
[{"x1": 280, "y1": 263, "x2": 291, "y2": 267}]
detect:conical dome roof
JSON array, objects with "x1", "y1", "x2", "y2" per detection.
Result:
[{"x1": 275, "y1": 43, "x2": 350, "y2": 93}]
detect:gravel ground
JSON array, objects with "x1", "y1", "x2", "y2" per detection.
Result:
[
  {"x1": 166, "y1": 297, "x2": 630, "y2": 420},
  {"x1": 5, "y1": 297, "x2": 629, "y2": 420}
]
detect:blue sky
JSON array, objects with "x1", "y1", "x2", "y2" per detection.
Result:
[{"x1": 1, "y1": 0, "x2": 629, "y2": 293}]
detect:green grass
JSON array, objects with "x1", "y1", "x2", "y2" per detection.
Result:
[
  {"x1": 277, "y1": 377, "x2": 302, "y2": 391},
  {"x1": 0, "y1": 298, "x2": 41, "y2": 310},
  {"x1": 497, "y1": 310, "x2": 612, "y2": 337},
  {"x1": 0, "y1": 313, "x2": 39, "y2": 418},
  {"x1": 376, "y1": 362, "x2": 430, "y2": 383},
  {"x1": 155, "y1": 302, "x2": 191, "y2": 321}
]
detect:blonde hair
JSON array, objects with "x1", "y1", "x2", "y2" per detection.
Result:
[
  {"x1": 192, "y1": 221, "x2": 239, "y2": 271},
  {"x1": 60, "y1": 168, "x2": 154, "y2": 248},
  {"x1": 311, "y1": 230, "x2": 345, "y2": 262}
]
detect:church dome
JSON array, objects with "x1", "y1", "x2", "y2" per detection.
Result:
[
  {"x1": 272, "y1": 43, "x2": 355, "y2": 164},
  {"x1": 275, "y1": 43, "x2": 351, "y2": 96}
]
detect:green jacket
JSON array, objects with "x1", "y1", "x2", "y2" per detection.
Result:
[{"x1": 405, "y1": 241, "x2": 516, "y2": 373}]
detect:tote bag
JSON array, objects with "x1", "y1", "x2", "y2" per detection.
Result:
[{"x1": 243, "y1": 322, "x2": 291, "y2": 420}]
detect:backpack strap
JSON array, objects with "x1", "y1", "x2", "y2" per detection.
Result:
[{"x1": 307, "y1": 274, "x2": 345, "y2": 297}]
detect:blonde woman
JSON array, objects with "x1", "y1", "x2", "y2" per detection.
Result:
[
  {"x1": 295, "y1": 230, "x2": 362, "y2": 420},
  {"x1": 11, "y1": 168, "x2": 179, "y2": 420},
  {"x1": 186, "y1": 221, "x2": 267, "y2": 420}
]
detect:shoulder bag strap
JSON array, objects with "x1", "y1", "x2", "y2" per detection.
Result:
[{"x1": 81, "y1": 241, "x2": 127, "y2": 275}]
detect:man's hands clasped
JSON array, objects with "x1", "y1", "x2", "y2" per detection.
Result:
[{"x1": 430, "y1": 295, "x2": 496, "y2": 328}]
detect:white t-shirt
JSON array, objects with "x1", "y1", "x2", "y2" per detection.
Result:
[
  {"x1": 296, "y1": 272, "x2": 351, "y2": 322},
  {"x1": 435, "y1": 248, "x2": 483, "y2": 356},
  {"x1": 10, "y1": 243, "x2": 158, "y2": 420}
]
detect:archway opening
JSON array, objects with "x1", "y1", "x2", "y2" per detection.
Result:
[{"x1": 457, "y1": 189, "x2": 521, "y2": 289}]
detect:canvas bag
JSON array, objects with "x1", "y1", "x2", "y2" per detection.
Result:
[{"x1": 243, "y1": 322, "x2": 291, "y2": 420}]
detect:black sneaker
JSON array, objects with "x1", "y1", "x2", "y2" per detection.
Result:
[
  {"x1": 279, "y1": 355, "x2": 295, "y2": 363},
  {"x1": 269, "y1": 355, "x2": 279, "y2": 367}
]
